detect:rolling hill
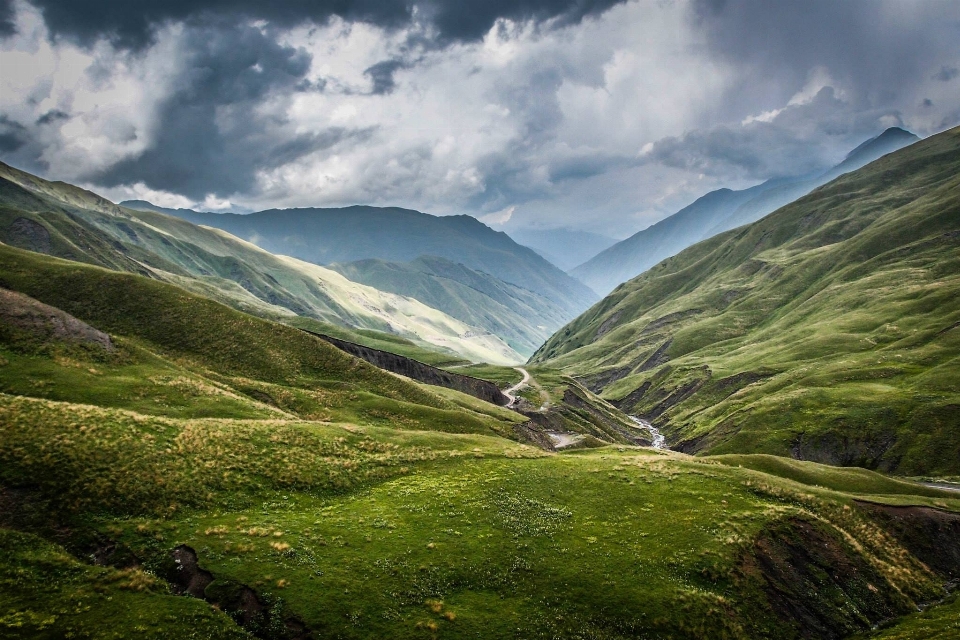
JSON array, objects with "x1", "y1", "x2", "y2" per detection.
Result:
[
  {"x1": 0, "y1": 162, "x2": 522, "y2": 364},
  {"x1": 532, "y1": 125, "x2": 960, "y2": 476},
  {"x1": 572, "y1": 127, "x2": 920, "y2": 294},
  {"x1": 1, "y1": 151, "x2": 958, "y2": 640},
  {"x1": 121, "y1": 201, "x2": 599, "y2": 320}
]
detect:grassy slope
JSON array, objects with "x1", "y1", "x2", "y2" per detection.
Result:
[
  {"x1": 532, "y1": 125, "x2": 960, "y2": 475},
  {"x1": 571, "y1": 128, "x2": 919, "y2": 296},
  {"x1": 329, "y1": 256, "x2": 570, "y2": 357},
  {"x1": 0, "y1": 244, "x2": 525, "y2": 438},
  {"x1": 856, "y1": 593, "x2": 960, "y2": 639},
  {"x1": 0, "y1": 529, "x2": 247, "y2": 639},
  {"x1": 3, "y1": 390, "x2": 958, "y2": 639},
  {"x1": 0, "y1": 163, "x2": 522, "y2": 364}
]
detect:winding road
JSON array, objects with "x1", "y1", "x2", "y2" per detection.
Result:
[{"x1": 503, "y1": 367, "x2": 531, "y2": 408}]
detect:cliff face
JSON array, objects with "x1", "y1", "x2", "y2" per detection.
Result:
[{"x1": 309, "y1": 332, "x2": 509, "y2": 406}]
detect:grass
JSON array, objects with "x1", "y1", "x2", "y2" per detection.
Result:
[
  {"x1": 284, "y1": 316, "x2": 471, "y2": 368},
  {"x1": 2, "y1": 298, "x2": 959, "y2": 638},
  {"x1": 532, "y1": 125, "x2": 960, "y2": 475},
  {"x1": 856, "y1": 593, "x2": 960, "y2": 639},
  {"x1": 0, "y1": 529, "x2": 247, "y2": 639},
  {"x1": 2, "y1": 156, "x2": 959, "y2": 637}
]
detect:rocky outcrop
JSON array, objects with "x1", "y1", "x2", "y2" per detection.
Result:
[
  {"x1": 0, "y1": 288, "x2": 114, "y2": 351},
  {"x1": 306, "y1": 331, "x2": 509, "y2": 406}
]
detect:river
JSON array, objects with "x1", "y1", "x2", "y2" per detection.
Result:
[{"x1": 628, "y1": 416, "x2": 667, "y2": 450}]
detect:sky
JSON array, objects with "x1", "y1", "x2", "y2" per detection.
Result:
[{"x1": 1, "y1": 0, "x2": 958, "y2": 238}]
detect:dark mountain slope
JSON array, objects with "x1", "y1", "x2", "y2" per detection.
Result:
[
  {"x1": 122, "y1": 203, "x2": 598, "y2": 318},
  {"x1": 572, "y1": 127, "x2": 920, "y2": 294},
  {"x1": 532, "y1": 125, "x2": 960, "y2": 475}
]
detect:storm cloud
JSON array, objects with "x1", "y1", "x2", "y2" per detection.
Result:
[
  {"x1": 1, "y1": 0, "x2": 958, "y2": 233},
  {"x1": 0, "y1": 0, "x2": 627, "y2": 47}
]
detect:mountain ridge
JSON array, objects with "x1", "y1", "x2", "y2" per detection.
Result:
[
  {"x1": 571, "y1": 127, "x2": 921, "y2": 294},
  {"x1": 0, "y1": 161, "x2": 523, "y2": 364},
  {"x1": 120, "y1": 201, "x2": 599, "y2": 321}
]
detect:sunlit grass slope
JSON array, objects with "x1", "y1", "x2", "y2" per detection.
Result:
[
  {"x1": 532, "y1": 125, "x2": 960, "y2": 475},
  {"x1": 0, "y1": 162, "x2": 522, "y2": 364}
]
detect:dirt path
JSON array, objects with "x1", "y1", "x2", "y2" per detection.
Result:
[
  {"x1": 503, "y1": 367, "x2": 551, "y2": 410},
  {"x1": 503, "y1": 367, "x2": 531, "y2": 407}
]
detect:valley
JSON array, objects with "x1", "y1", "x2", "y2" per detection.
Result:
[{"x1": 1, "y1": 126, "x2": 958, "y2": 639}]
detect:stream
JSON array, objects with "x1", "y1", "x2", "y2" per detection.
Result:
[{"x1": 628, "y1": 416, "x2": 667, "y2": 450}]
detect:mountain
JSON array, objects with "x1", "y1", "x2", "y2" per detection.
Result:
[
  {"x1": 506, "y1": 227, "x2": 618, "y2": 272},
  {"x1": 329, "y1": 255, "x2": 570, "y2": 357},
  {"x1": 572, "y1": 127, "x2": 921, "y2": 294},
  {"x1": 120, "y1": 202, "x2": 599, "y2": 319},
  {"x1": 532, "y1": 125, "x2": 960, "y2": 475},
  {"x1": 0, "y1": 161, "x2": 523, "y2": 364}
]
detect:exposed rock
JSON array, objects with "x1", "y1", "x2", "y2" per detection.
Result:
[
  {"x1": 308, "y1": 331, "x2": 508, "y2": 406},
  {"x1": 6, "y1": 217, "x2": 51, "y2": 254},
  {"x1": 0, "y1": 288, "x2": 114, "y2": 351},
  {"x1": 740, "y1": 517, "x2": 916, "y2": 639}
]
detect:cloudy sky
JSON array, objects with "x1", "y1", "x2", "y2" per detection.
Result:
[{"x1": 1, "y1": 0, "x2": 958, "y2": 237}]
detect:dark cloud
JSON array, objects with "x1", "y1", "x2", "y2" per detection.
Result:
[
  {"x1": 3, "y1": 0, "x2": 627, "y2": 49},
  {"x1": 364, "y1": 59, "x2": 406, "y2": 95},
  {"x1": 86, "y1": 23, "x2": 364, "y2": 199},
  {"x1": 0, "y1": 116, "x2": 27, "y2": 152},
  {"x1": 36, "y1": 109, "x2": 70, "y2": 125},
  {"x1": 932, "y1": 66, "x2": 958, "y2": 82},
  {"x1": 690, "y1": 0, "x2": 960, "y2": 119},
  {"x1": 547, "y1": 152, "x2": 637, "y2": 183},
  {"x1": 0, "y1": 0, "x2": 14, "y2": 36}
]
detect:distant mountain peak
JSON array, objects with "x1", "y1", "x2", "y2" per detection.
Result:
[{"x1": 842, "y1": 127, "x2": 919, "y2": 162}]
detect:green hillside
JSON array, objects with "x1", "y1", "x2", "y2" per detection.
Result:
[
  {"x1": 532, "y1": 125, "x2": 960, "y2": 476},
  {"x1": 330, "y1": 255, "x2": 570, "y2": 356},
  {"x1": 122, "y1": 202, "x2": 599, "y2": 320},
  {"x1": 0, "y1": 162, "x2": 522, "y2": 365}
]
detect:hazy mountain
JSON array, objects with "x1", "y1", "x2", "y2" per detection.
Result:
[
  {"x1": 0, "y1": 162, "x2": 523, "y2": 364},
  {"x1": 506, "y1": 227, "x2": 618, "y2": 273},
  {"x1": 532, "y1": 125, "x2": 960, "y2": 475},
  {"x1": 120, "y1": 203, "x2": 599, "y2": 319},
  {"x1": 571, "y1": 127, "x2": 920, "y2": 294},
  {"x1": 329, "y1": 255, "x2": 570, "y2": 357}
]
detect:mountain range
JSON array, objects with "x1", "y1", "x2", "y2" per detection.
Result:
[
  {"x1": 2, "y1": 124, "x2": 959, "y2": 640},
  {"x1": 571, "y1": 127, "x2": 920, "y2": 294},
  {"x1": 122, "y1": 202, "x2": 598, "y2": 319},
  {"x1": 0, "y1": 162, "x2": 522, "y2": 364},
  {"x1": 505, "y1": 227, "x2": 618, "y2": 272}
]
